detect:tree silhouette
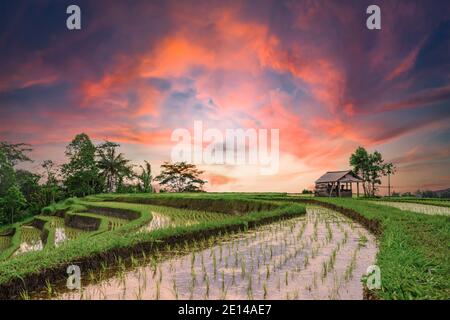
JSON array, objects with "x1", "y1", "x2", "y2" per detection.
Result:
[
  {"x1": 138, "y1": 161, "x2": 153, "y2": 193},
  {"x1": 155, "y1": 162, "x2": 206, "y2": 192}
]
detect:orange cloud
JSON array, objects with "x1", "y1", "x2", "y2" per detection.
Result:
[{"x1": 205, "y1": 173, "x2": 238, "y2": 186}]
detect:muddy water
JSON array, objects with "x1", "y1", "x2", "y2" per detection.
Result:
[
  {"x1": 373, "y1": 201, "x2": 450, "y2": 216},
  {"x1": 51, "y1": 206, "x2": 377, "y2": 300}
]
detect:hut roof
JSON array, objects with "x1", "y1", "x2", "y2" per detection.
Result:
[{"x1": 315, "y1": 170, "x2": 363, "y2": 183}]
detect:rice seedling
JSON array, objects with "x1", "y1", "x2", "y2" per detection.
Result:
[
  {"x1": 155, "y1": 281, "x2": 160, "y2": 300},
  {"x1": 344, "y1": 247, "x2": 359, "y2": 282},
  {"x1": 45, "y1": 279, "x2": 53, "y2": 297},
  {"x1": 172, "y1": 278, "x2": 180, "y2": 299},
  {"x1": 19, "y1": 290, "x2": 30, "y2": 300},
  {"x1": 247, "y1": 276, "x2": 253, "y2": 300},
  {"x1": 240, "y1": 259, "x2": 247, "y2": 279},
  {"x1": 358, "y1": 234, "x2": 368, "y2": 247}
]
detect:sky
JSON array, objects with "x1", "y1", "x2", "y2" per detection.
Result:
[{"x1": 0, "y1": 0, "x2": 449, "y2": 193}]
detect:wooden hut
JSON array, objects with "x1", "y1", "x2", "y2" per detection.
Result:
[{"x1": 315, "y1": 170, "x2": 363, "y2": 197}]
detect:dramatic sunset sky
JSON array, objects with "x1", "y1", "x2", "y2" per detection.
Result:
[{"x1": 1, "y1": 0, "x2": 449, "y2": 193}]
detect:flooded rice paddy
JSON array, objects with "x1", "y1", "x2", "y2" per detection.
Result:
[
  {"x1": 51, "y1": 206, "x2": 377, "y2": 300},
  {"x1": 373, "y1": 201, "x2": 450, "y2": 216},
  {"x1": 140, "y1": 212, "x2": 176, "y2": 232},
  {"x1": 49, "y1": 217, "x2": 86, "y2": 247},
  {"x1": 13, "y1": 226, "x2": 44, "y2": 256},
  {"x1": 0, "y1": 235, "x2": 12, "y2": 251}
]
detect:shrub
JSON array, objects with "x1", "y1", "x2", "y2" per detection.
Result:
[{"x1": 41, "y1": 206, "x2": 53, "y2": 215}]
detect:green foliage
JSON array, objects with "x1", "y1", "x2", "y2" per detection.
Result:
[
  {"x1": 0, "y1": 184, "x2": 27, "y2": 224},
  {"x1": 15, "y1": 170, "x2": 46, "y2": 215},
  {"x1": 137, "y1": 161, "x2": 153, "y2": 193},
  {"x1": 0, "y1": 148, "x2": 50, "y2": 225},
  {"x1": 0, "y1": 142, "x2": 32, "y2": 166},
  {"x1": 61, "y1": 133, "x2": 104, "y2": 197},
  {"x1": 96, "y1": 141, "x2": 133, "y2": 193},
  {"x1": 0, "y1": 149, "x2": 15, "y2": 197},
  {"x1": 41, "y1": 160, "x2": 62, "y2": 205},
  {"x1": 350, "y1": 146, "x2": 395, "y2": 196},
  {"x1": 155, "y1": 162, "x2": 206, "y2": 192},
  {"x1": 41, "y1": 207, "x2": 53, "y2": 215}
]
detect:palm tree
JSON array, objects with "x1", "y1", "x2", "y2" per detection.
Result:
[
  {"x1": 97, "y1": 141, "x2": 132, "y2": 192},
  {"x1": 138, "y1": 161, "x2": 153, "y2": 193}
]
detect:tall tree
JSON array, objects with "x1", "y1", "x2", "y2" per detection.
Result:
[
  {"x1": 155, "y1": 162, "x2": 206, "y2": 192},
  {"x1": 0, "y1": 142, "x2": 32, "y2": 166},
  {"x1": 42, "y1": 160, "x2": 60, "y2": 204},
  {"x1": 61, "y1": 133, "x2": 103, "y2": 197},
  {"x1": 15, "y1": 169, "x2": 45, "y2": 214},
  {"x1": 368, "y1": 151, "x2": 385, "y2": 196},
  {"x1": 137, "y1": 161, "x2": 153, "y2": 193},
  {"x1": 0, "y1": 149, "x2": 15, "y2": 197},
  {"x1": 96, "y1": 141, "x2": 133, "y2": 192},
  {"x1": 350, "y1": 146, "x2": 395, "y2": 197},
  {"x1": 1, "y1": 184, "x2": 27, "y2": 224},
  {"x1": 350, "y1": 147, "x2": 371, "y2": 196}
]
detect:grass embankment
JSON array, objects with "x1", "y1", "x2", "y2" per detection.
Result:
[
  {"x1": 95, "y1": 193, "x2": 279, "y2": 214},
  {"x1": 0, "y1": 196, "x2": 306, "y2": 299},
  {"x1": 314, "y1": 198, "x2": 450, "y2": 300},
  {"x1": 0, "y1": 199, "x2": 153, "y2": 260},
  {"x1": 0, "y1": 217, "x2": 42, "y2": 260}
]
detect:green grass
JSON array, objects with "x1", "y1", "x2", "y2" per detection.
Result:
[{"x1": 315, "y1": 198, "x2": 450, "y2": 299}]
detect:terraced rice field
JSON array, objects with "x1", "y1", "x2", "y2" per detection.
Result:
[
  {"x1": 51, "y1": 206, "x2": 377, "y2": 300},
  {"x1": 0, "y1": 201, "x2": 230, "y2": 261},
  {"x1": 48, "y1": 217, "x2": 86, "y2": 247},
  {"x1": 13, "y1": 226, "x2": 44, "y2": 256},
  {"x1": 120, "y1": 203, "x2": 231, "y2": 233},
  {"x1": 373, "y1": 201, "x2": 450, "y2": 216},
  {"x1": 0, "y1": 236, "x2": 11, "y2": 251},
  {"x1": 140, "y1": 212, "x2": 175, "y2": 232},
  {"x1": 107, "y1": 217, "x2": 129, "y2": 231}
]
